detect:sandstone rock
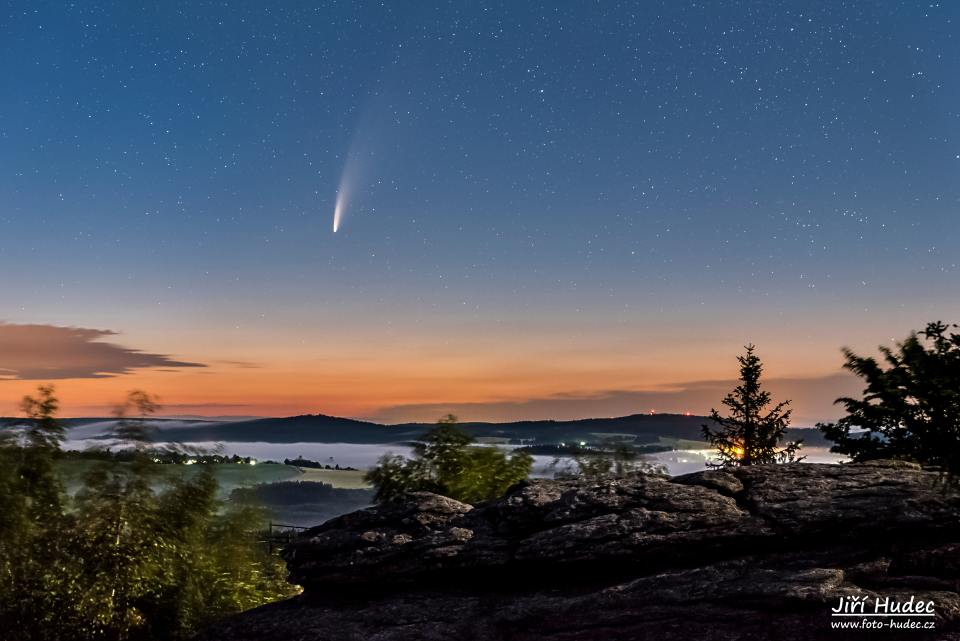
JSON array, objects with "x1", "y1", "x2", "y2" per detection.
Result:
[{"x1": 200, "y1": 461, "x2": 960, "y2": 640}]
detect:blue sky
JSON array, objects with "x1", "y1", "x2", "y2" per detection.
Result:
[{"x1": 0, "y1": 1, "x2": 957, "y2": 422}]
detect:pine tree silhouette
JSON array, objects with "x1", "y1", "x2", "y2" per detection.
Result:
[{"x1": 703, "y1": 345, "x2": 803, "y2": 467}]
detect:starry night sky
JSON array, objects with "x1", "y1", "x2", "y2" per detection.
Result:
[{"x1": 1, "y1": 1, "x2": 958, "y2": 423}]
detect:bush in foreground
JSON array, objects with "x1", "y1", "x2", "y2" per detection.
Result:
[
  {"x1": 0, "y1": 387, "x2": 296, "y2": 641},
  {"x1": 366, "y1": 414, "x2": 533, "y2": 504},
  {"x1": 819, "y1": 321, "x2": 960, "y2": 475}
]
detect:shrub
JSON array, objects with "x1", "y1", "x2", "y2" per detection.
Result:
[{"x1": 365, "y1": 414, "x2": 533, "y2": 504}]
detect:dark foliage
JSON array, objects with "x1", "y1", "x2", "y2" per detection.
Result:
[
  {"x1": 63, "y1": 448, "x2": 260, "y2": 465},
  {"x1": 230, "y1": 481, "x2": 372, "y2": 506},
  {"x1": 283, "y1": 456, "x2": 358, "y2": 471},
  {"x1": 702, "y1": 345, "x2": 802, "y2": 466},
  {"x1": 365, "y1": 415, "x2": 533, "y2": 504},
  {"x1": 818, "y1": 321, "x2": 960, "y2": 475},
  {"x1": 0, "y1": 387, "x2": 297, "y2": 641}
]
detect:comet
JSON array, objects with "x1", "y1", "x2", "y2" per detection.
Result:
[
  {"x1": 332, "y1": 122, "x2": 374, "y2": 233},
  {"x1": 332, "y1": 187, "x2": 347, "y2": 233},
  {"x1": 332, "y1": 151, "x2": 359, "y2": 233}
]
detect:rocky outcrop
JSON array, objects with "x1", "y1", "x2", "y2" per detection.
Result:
[{"x1": 200, "y1": 461, "x2": 960, "y2": 640}]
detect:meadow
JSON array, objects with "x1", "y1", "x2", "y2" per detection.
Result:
[{"x1": 57, "y1": 459, "x2": 370, "y2": 495}]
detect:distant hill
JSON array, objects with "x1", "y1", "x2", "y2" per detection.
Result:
[
  {"x1": 152, "y1": 412, "x2": 829, "y2": 446},
  {"x1": 444, "y1": 414, "x2": 711, "y2": 444},
  {"x1": 157, "y1": 414, "x2": 402, "y2": 444},
  {"x1": 5, "y1": 412, "x2": 828, "y2": 448}
]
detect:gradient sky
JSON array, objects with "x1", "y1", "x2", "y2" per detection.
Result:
[{"x1": 1, "y1": 1, "x2": 958, "y2": 425}]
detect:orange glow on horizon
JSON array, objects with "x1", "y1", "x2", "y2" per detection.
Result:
[{"x1": 0, "y1": 315, "x2": 869, "y2": 424}]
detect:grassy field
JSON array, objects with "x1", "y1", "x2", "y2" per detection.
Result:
[{"x1": 57, "y1": 460, "x2": 371, "y2": 494}]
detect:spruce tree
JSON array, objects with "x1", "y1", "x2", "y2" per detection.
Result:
[{"x1": 703, "y1": 345, "x2": 803, "y2": 467}]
